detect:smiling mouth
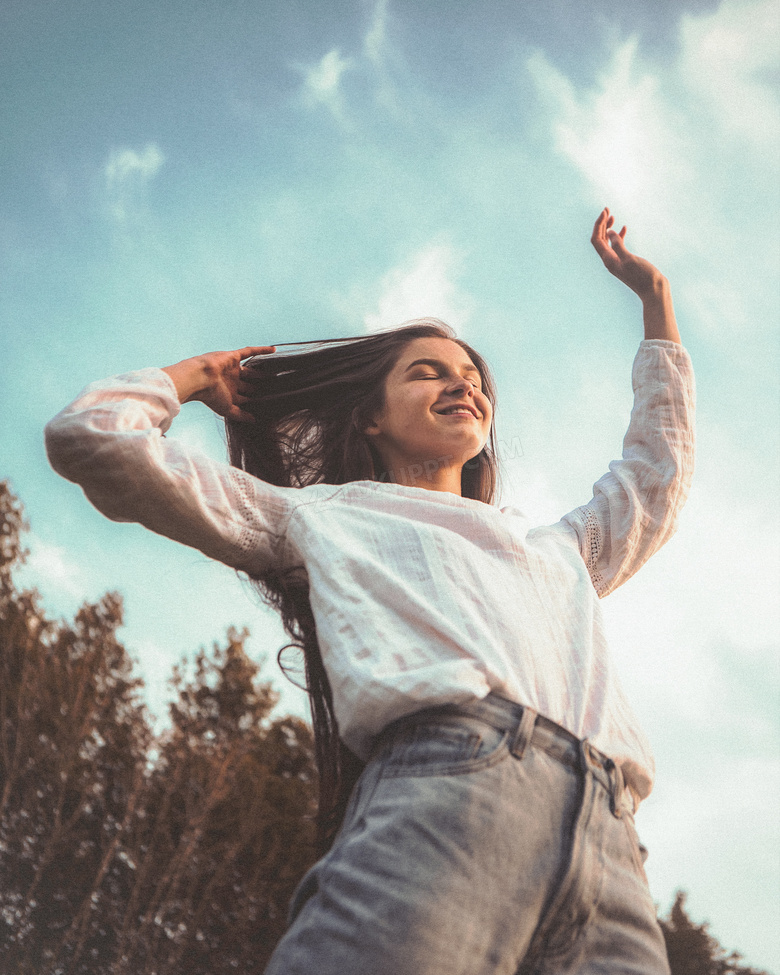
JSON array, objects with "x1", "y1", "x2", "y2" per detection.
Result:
[{"x1": 435, "y1": 405, "x2": 480, "y2": 418}]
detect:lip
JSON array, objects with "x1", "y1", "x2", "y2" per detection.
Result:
[{"x1": 434, "y1": 402, "x2": 481, "y2": 419}]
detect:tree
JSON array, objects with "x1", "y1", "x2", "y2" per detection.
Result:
[
  {"x1": 113, "y1": 631, "x2": 317, "y2": 974},
  {"x1": 660, "y1": 891, "x2": 770, "y2": 975},
  {"x1": 0, "y1": 481, "x2": 151, "y2": 974},
  {"x1": 0, "y1": 480, "x2": 317, "y2": 974}
]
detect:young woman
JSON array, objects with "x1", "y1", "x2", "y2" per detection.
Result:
[{"x1": 45, "y1": 210, "x2": 694, "y2": 974}]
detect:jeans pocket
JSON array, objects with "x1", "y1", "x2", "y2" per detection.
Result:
[{"x1": 383, "y1": 718, "x2": 510, "y2": 778}]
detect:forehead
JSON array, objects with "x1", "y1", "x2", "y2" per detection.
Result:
[{"x1": 394, "y1": 336, "x2": 479, "y2": 372}]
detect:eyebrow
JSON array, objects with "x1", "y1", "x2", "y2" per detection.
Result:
[{"x1": 404, "y1": 357, "x2": 481, "y2": 378}]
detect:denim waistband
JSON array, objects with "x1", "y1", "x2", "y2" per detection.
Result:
[{"x1": 391, "y1": 692, "x2": 634, "y2": 817}]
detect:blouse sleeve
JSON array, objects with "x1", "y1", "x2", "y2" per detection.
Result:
[
  {"x1": 44, "y1": 367, "x2": 298, "y2": 576},
  {"x1": 560, "y1": 340, "x2": 696, "y2": 597}
]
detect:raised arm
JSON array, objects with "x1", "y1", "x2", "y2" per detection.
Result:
[
  {"x1": 555, "y1": 211, "x2": 694, "y2": 596},
  {"x1": 45, "y1": 347, "x2": 294, "y2": 577},
  {"x1": 590, "y1": 207, "x2": 681, "y2": 345}
]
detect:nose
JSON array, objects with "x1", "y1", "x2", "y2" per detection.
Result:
[{"x1": 444, "y1": 376, "x2": 474, "y2": 395}]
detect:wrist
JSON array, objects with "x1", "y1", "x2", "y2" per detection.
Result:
[
  {"x1": 640, "y1": 278, "x2": 681, "y2": 344},
  {"x1": 162, "y1": 358, "x2": 213, "y2": 404},
  {"x1": 637, "y1": 273, "x2": 670, "y2": 306}
]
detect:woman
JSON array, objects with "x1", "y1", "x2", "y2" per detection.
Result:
[{"x1": 45, "y1": 210, "x2": 694, "y2": 974}]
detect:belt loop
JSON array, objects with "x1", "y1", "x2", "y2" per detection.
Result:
[
  {"x1": 510, "y1": 706, "x2": 538, "y2": 760},
  {"x1": 578, "y1": 738, "x2": 592, "y2": 775},
  {"x1": 608, "y1": 759, "x2": 626, "y2": 819},
  {"x1": 580, "y1": 741, "x2": 625, "y2": 818}
]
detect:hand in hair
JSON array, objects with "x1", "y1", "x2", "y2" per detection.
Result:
[
  {"x1": 591, "y1": 208, "x2": 681, "y2": 344},
  {"x1": 162, "y1": 346, "x2": 276, "y2": 422}
]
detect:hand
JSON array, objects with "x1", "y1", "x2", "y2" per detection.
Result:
[
  {"x1": 590, "y1": 208, "x2": 681, "y2": 343},
  {"x1": 591, "y1": 208, "x2": 666, "y2": 301},
  {"x1": 162, "y1": 346, "x2": 276, "y2": 422}
]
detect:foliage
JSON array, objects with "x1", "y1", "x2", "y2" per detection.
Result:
[
  {"x1": 0, "y1": 481, "x2": 317, "y2": 974},
  {"x1": 112, "y1": 635, "x2": 316, "y2": 974},
  {"x1": 659, "y1": 891, "x2": 771, "y2": 975}
]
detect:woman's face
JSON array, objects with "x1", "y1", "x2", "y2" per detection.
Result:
[{"x1": 365, "y1": 337, "x2": 493, "y2": 483}]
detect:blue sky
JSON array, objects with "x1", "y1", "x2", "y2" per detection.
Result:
[{"x1": 2, "y1": 0, "x2": 778, "y2": 967}]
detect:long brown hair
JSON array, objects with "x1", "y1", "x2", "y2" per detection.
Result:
[{"x1": 226, "y1": 319, "x2": 499, "y2": 850}]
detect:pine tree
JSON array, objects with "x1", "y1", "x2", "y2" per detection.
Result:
[
  {"x1": 0, "y1": 481, "x2": 150, "y2": 974},
  {"x1": 660, "y1": 891, "x2": 770, "y2": 975},
  {"x1": 0, "y1": 480, "x2": 317, "y2": 974},
  {"x1": 114, "y1": 631, "x2": 316, "y2": 974}
]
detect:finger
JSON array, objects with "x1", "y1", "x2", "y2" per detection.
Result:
[
  {"x1": 591, "y1": 237, "x2": 614, "y2": 262},
  {"x1": 591, "y1": 207, "x2": 609, "y2": 242},
  {"x1": 228, "y1": 404, "x2": 257, "y2": 424},
  {"x1": 238, "y1": 345, "x2": 276, "y2": 359},
  {"x1": 239, "y1": 366, "x2": 267, "y2": 384},
  {"x1": 234, "y1": 387, "x2": 265, "y2": 405},
  {"x1": 591, "y1": 223, "x2": 614, "y2": 259},
  {"x1": 607, "y1": 230, "x2": 631, "y2": 258}
]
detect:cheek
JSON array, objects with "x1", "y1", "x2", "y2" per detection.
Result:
[{"x1": 479, "y1": 396, "x2": 493, "y2": 428}]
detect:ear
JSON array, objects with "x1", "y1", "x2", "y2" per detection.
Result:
[{"x1": 360, "y1": 406, "x2": 384, "y2": 438}]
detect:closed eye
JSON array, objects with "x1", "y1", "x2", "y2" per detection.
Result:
[{"x1": 414, "y1": 372, "x2": 481, "y2": 390}]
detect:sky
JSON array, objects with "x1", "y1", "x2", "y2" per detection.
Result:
[{"x1": 1, "y1": 0, "x2": 778, "y2": 967}]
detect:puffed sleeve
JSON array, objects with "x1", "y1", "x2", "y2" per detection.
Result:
[
  {"x1": 560, "y1": 340, "x2": 695, "y2": 597},
  {"x1": 44, "y1": 368, "x2": 298, "y2": 575}
]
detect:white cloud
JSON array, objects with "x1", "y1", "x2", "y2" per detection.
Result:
[
  {"x1": 104, "y1": 143, "x2": 165, "y2": 221},
  {"x1": 364, "y1": 0, "x2": 389, "y2": 66},
  {"x1": 296, "y1": 1, "x2": 397, "y2": 121},
  {"x1": 363, "y1": 0, "x2": 399, "y2": 114},
  {"x1": 525, "y1": 0, "x2": 780, "y2": 344},
  {"x1": 363, "y1": 243, "x2": 472, "y2": 332},
  {"x1": 527, "y1": 0, "x2": 780, "y2": 201},
  {"x1": 643, "y1": 751, "x2": 780, "y2": 970},
  {"x1": 300, "y1": 49, "x2": 353, "y2": 121},
  {"x1": 526, "y1": 38, "x2": 689, "y2": 228},
  {"x1": 16, "y1": 535, "x2": 84, "y2": 601},
  {"x1": 679, "y1": 0, "x2": 780, "y2": 153}
]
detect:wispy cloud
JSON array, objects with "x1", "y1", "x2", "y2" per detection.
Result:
[
  {"x1": 525, "y1": 0, "x2": 779, "y2": 345},
  {"x1": 525, "y1": 0, "x2": 779, "y2": 208},
  {"x1": 364, "y1": 0, "x2": 389, "y2": 66},
  {"x1": 296, "y1": 0, "x2": 397, "y2": 122},
  {"x1": 16, "y1": 534, "x2": 84, "y2": 602},
  {"x1": 104, "y1": 143, "x2": 165, "y2": 222},
  {"x1": 299, "y1": 49, "x2": 353, "y2": 122},
  {"x1": 679, "y1": 0, "x2": 779, "y2": 154},
  {"x1": 526, "y1": 37, "x2": 687, "y2": 227},
  {"x1": 363, "y1": 243, "x2": 471, "y2": 332},
  {"x1": 363, "y1": 0, "x2": 398, "y2": 112}
]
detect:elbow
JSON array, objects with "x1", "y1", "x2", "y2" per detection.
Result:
[
  {"x1": 663, "y1": 447, "x2": 695, "y2": 522},
  {"x1": 44, "y1": 414, "x2": 112, "y2": 483},
  {"x1": 44, "y1": 416, "x2": 145, "y2": 523},
  {"x1": 44, "y1": 415, "x2": 78, "y2": 480}
]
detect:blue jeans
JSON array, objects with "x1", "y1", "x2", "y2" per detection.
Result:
[{"x1": 265, "y1": 694, "x2": 670, "y2": 974}]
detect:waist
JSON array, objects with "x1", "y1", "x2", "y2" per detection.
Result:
[{"x1": 383, "y1": 692, "x2": 638, "y2": 815}]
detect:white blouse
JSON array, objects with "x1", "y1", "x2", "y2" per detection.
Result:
[{"x1": 45, "y1": 339, "x2": 695, "y2": 801}]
